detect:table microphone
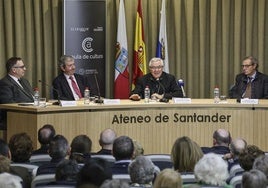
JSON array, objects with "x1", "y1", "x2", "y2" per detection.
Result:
[
  {"x1": 93, "y1": 71, "x2": 103, "y2": 104},
  {"x1": 178, "y1": 79, "x2": 186, "y2": 98},
  {"x1": 38, "y1": 80, "x2": 61, "y2": 105},
  {"x1": 156, "y1": 78, "x2": 169, "y2": 103}
]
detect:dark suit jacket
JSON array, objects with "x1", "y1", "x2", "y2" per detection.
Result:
[
  {"x1": 131, "y1": 72, "x2": 183, "y2": 99},
  {"x1": 201, "y1": 146, "x2": 230, "y2": 155},
  {"x1": 52, "y1": 73, "x2": 90, "y2": 100},
  {"x1": 0, "y1": 75, "x2": 34, "y2": 103},
  {"x1": 111, "y1": 161, "x2": 131, "y2": 175},
  {"x1": 229, "y1": 71, "x2": 268, "y2": 99},
  {"x1": 10, "y1": 166, "x2": 32, "y2": 188}
]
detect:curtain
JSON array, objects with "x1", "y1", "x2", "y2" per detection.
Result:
[{"x1": 1, "y1": 0, "x2": 268, "y2": 98}]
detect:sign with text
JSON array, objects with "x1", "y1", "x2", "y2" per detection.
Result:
[{"x1": 63, "y1": 0, "x2": 106, "y2": 97}]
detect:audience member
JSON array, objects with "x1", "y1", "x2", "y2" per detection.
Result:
[
  {"x1": 9, "y1": 132, "x2": 33, "y2": 163},
  {"x1": 52, "y1": 55, "x2": 91, "y2": 100},
  {"x1": 70, "y1": 134, "x2": 92, "y2": 163},
  {"x1": 100, "y1": 179, "x2": 130, "y2": 188},
  {"x1": 0, "y1": 139, "x2": 31, "y2": 188},
  {"x1": 153, "y1": 169, "x2": 182, "y2": 188},
  {"x1": 96, "y1": 128, "x2": 117, "y2": 155},
  {"x1": 202, "y1": 128, "x2": 231, "y2": 155},
  {"x1": 229, "y1": 56, "x2": 268, "y2": 99},
  {"x1": 132, "y1": 140, "x2": 144, "y2": 159},
  {"x1": 239, "y1": 144, "x2": 265, "y2": 171},
  {"x1": 187, "y1": 153, "x2": 231, "y2": 187},
  {"x1": 128, "y1": 155, "x2": 155, "y2": 187},
  {"x1": 253, "y1": 155, "x2": 268, "y2": 179},
  {"x1": 130, "y1": 57, "x2": 183, "y2": 100},
  {"x1": 242, "y1": 169, "x2": 267, "y2": 188},
  {"x1": 0, "y1": 155, "x2": 11, "y2": 173},
  {"x1": 171, "y1": 136, "x2": 203, "y2": 173},
  {"x1": 111, "y1": 135, "x2": 134, "y2": 174},
  {"x1": 0, "y1": 172, "x2": 22, "y2": 188},
  {"x1": 77, "y1": 158, "x2": 112, "y2": 187},
  {"x1": 36, "y1": 134, "x2": 69, "y2": 175},
  {"x1": 32, "y1": 124, "x2": 56, "y2": 155}
]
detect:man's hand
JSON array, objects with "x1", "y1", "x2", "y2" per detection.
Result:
[
  {"x1": 151, "y1": 93, "x2": 164, "y2": 99},
  {"x1": 129, "y1": 94, "x2": 141, "y2": 101}
]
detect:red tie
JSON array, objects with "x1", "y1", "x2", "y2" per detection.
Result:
[{"x1": 69, "y1": 76, "x2": 82, "y2": 98}]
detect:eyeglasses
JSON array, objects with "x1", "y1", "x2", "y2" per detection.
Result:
[
  {"x1": 241, "y1": 64, "x2": 253, "y2": 68},
  {"x1": 13, "y1": 65, "x2": 26, "y2": 69},
  {"x1": 149, "y1": 66, "x2": 163, "y2": 70}
]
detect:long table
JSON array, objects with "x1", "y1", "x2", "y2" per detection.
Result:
[{"x1": 0, "y1": 99, "x2": 267, "y2": 154}]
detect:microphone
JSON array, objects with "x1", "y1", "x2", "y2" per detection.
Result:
[
  {"x1": 93, "y1": 71, "x2": 103, "y2": 104},
  {"x1": 156, "y1": 78, "x2": 169, "y2": 103},
  {"x1": 38, "y1": 80, "x2": 61, "y2": 105},
  {"x1": 178, "y1": 79, "x2": 186, "y2": 98}
]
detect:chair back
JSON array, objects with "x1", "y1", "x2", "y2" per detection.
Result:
[
  {"x1": 229, "y1": 164, "x2": 244, "y2": 177},
  {"x1": 112, "y1": 174, "x2": 131, "y2": 184},
  {"x1": 145, "y1": 154, "x2": 173, "y2": 170},
  {"x1": 229, "y1": 174, "x2": 242, "y2": 188},
  {"x1": 31, "y1": 174, "x2": 56, "y2": 188},
  {"x1": 30, "y1": 154, "x2": 52, "y2": 166}
]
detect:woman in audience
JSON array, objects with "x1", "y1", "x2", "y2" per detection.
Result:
[
  {"x1": 128, "y1": 155, "x2": 156, "y2": 187},
  {"x1": 171, "y1": 136, "x2": 203, "y2": 172},
  {"x1": 70, "y1": 134, "x2": 92, "y2": 163},
  {"x1": 242, "y1": 169, "x2": 267, "y2": 188},
  {"x1": 185, "y1": 153, "x2": 232, "y2": 187},
  {"x1": 154, "y1": 169, "x2": 182, "y2": 188}
]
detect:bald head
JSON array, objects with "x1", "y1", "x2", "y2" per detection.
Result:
[
  {"x1": 230, "y1": 138, "x2": 247, "y2": 156},
  {"x1": 213, "y1": 129, "x2": 231, "y2": 147},
  {"x1": 99, "y1": 129, "x2": 117, "y2": 149}
]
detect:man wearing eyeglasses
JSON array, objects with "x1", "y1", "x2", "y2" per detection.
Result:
[
  {"x1": 229, "y1": 56, "x2": 268, "y2": 99},
  {"x1": 0, "y1": 57, "x2": 34, "y2": 104},
  {"x1": 129, "y1": 57, "x2": 183, "y2": 101}
]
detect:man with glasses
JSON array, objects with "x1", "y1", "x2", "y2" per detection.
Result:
[
  {"x1": 229, "y1": 56, "x2": 268, "y2": 99},
  {"x1": 129, "y1": 57, "x2": 182, "y2": 101}
]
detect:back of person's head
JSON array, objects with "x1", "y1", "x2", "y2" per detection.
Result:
[
  {"x1": 77, "y1": 158, "x2": 112, "y2": 187},
  {"x1": 229, "y1": 138, "x2": 247, "y2": 156},
  {"x1": 5, "y1": 57, "x2": 22, "y2": 73},
  {"x1": 153, "y1": 169, "x2": 182, "y2": 188},
  {"x1": 239, "y1": 144, "x2": 265, "y2": 171},
  {"x1": 132, "y1": 140, "x2": 144, "y2": 159},
  {"x1": 171, "y1": 136, "x2": 203, "y2": 172},
  {"x1": 38, "y1": 124, "x2": 56, "y2": 145},
  {"x1": 0, "y1": 139, "x2": 10, "y2": 157},
  {"x1": 0, "y1": 172, "x2": 22, "y2": 188},
  {"x1": 128, "y1": 155, "x2": 155, "y2": 184},
  {"x1": 100, "y1": 179, "x2": 130, "y2": 188},
  {"x1": 213, "y1": 129, "x2": 231, "y2": 146},
  {"x1": 112, "y1": 136, "x2": 134, "y2": 161},
  {"x1": 0, "y1": 155, "x2": 11, "y2": 173},
  {"x1": 194, "y1": 153, "x2": 229, "y2": 186},
  {"x1": 242, "y1": 169, "x2": 267, "y2": 188},
  {"x1": 49, "y1": 134, "x2": 69, "y2": 160},
  {"x1": 99, "y1": 128, "x2": 117, "y2": 147},
  {"x1": 253, "y1": 155, "x2": 268, "y2": 179},
  {"x1": 70, "y1": 134, "x2": 92, "y2": 163},
  {"x1": 9, "y1": 132, "x2": 33, "y2": 162},
  {"x1": 55, "y1": 159, "x2": 80, "y2": 182}
]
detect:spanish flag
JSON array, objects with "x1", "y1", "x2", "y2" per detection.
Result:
[{"x1": 132, "y1": 0, "x2": 147, "y2": 88}]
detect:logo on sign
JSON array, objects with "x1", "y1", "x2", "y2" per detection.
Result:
[{"x1": 82, "y1": 37, "x2": 93, "y2": 53}]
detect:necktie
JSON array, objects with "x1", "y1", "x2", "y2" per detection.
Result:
[
  {"x1": 69, "y1": 76, "x2": 82, "y2": 98},
  {"x1": 243, "y1": 77, "x2": 252, "y2": 98}
]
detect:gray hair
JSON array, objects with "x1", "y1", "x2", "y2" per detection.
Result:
[
  {"x1": 58, "y1": 55, "x2": 74, "y2": 68},
  {"x1": 194, "y1": 153, "x2": 229, "y2": 186},
  {"x1": 128, "y1": 155, "x2": 155, "y2": 184},
  {"x1": 242, "y1": 169, "x2": 267, "y2": 188},
  {"x1": 0, "y1": 172, "x2": 22, "y2": 188},
  {"x1": 253, "y1": 155, "x2": 268, "y2": 179},
  {"x1": 149, "y1": 57, "x2": 164, "y2": 67}
]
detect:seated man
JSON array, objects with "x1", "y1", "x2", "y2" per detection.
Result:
[
  {"x1": 130, "y1": 57, "x2": 183, "y2": 101},
  {"x1": 52, "y1": 55, "x2": 91, "y2": 100},
  {"x1": 111, "y1": 136, "x2": 134, "y2": 174},
  {"x1": 229, "y1": 56, "x2": 268, "y2": 99},
  {"x1": 96, "y1": 128, "x2": 117, "y2": 155},
  {"x1": 202, "y1": 128, "x2": 231, "y2": 155}
]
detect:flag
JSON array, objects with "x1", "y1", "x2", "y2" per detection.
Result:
[
  {"x1": 156, "y1": 0, "x2": 169, "y2": 73},
  {"x1": 132, "y1": 0, "x2": 147, "y2": 87},
  {"x1": 114, "y1": 0, "x2": 129, "y2": 99}
]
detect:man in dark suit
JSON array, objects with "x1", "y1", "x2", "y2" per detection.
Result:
[
  {"x1": 96, "y1": 128, "x2": 117, "y2": 155},
  {"x1": 229, "y1": 56, "x2": 268, "y2": 99},
  {"x1": 52, "y1": 55, "x2": 91, "y2": 100},
  {"x1": 111, "y1": 136, "x2": 134, "y2": 175},
  {"x1": 129, "y1": 57, "x2": 183, "y2": 101}
]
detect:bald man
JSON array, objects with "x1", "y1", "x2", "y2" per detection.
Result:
[
  {"x1": 96, "y1": 128, "x2": 117, "y2": 155},
  {"x1": 202, "y1": 128, "x2": 231, "y2": 155}
]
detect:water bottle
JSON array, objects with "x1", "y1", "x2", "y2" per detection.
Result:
[
  {"x1": 214, "y1": 86, "x2": 220, "y2": 103},
  {"x1": 84, "y1": 87, "x2": 90, "y2": 104},
  {"x1": 33, "y1": 88, "x2": 40, "y2": 106},
  {"x1": 144, "y1": 86, "x2": 150, "y2": 103}
]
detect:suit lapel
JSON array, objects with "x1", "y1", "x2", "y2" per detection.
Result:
[{"x1": 7, "y1": 76, "x2": 33, "y2": 100}]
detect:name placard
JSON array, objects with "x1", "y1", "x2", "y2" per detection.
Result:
[
  {"x1": 240, "y1": 99, "x2": 259, "y2": 104},
  {"x1": 103, "y1": 99, "x2": 121, "y2": 105},
  {"x1": 60, "y1": 100, "x2": 77, "y2": 107},
  {"x1": 172, "y1": 98, "x2": 192, "y2": 104}
]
